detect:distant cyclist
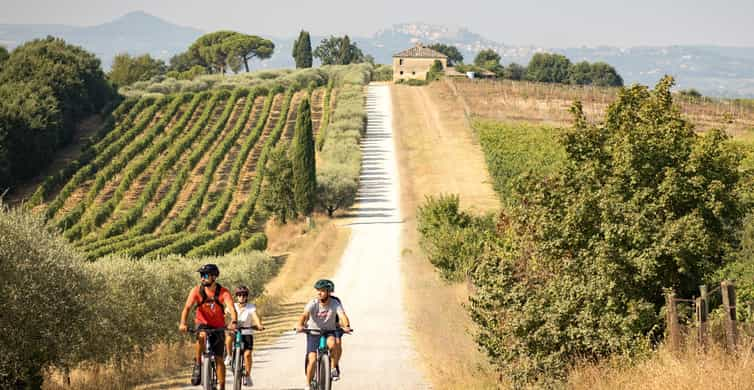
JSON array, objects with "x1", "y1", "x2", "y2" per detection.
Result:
[
  {"x1": 179, "y1": 263, "x2": 238, "y2": 389},
  {"x1": 296, "y1": 279, "x2": 352, "y2": 389},
  {"x1": 224, "y1": 285, "x2": 264, "y2": 387}
]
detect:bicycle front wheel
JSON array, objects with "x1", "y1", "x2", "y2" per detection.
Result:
[
  {"x1": 233, "y1": 348, "x2": 243, "y2": 390},
  {"x1": 318, "y1": 353, "x2": 331, "y2": 390}
]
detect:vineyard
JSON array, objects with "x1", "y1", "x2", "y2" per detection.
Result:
[{"x1": 27, "y1": 67, "x2": 355, "y2": 260}]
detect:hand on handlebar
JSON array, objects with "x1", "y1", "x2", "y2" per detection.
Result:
[
  {"x1": 179, "y1": 323, "x2": 188, "y2": 333},
  {"x1": 341, "y1": 326, "x2": 353, "y2": 334},
  {"x1": 295, "y1": 325, "x2": 305, "y2": 333}
]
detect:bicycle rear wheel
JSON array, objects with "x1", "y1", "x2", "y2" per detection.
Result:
[
  {"x1": 233, "y1": 347, "x2": 243, "y2": 390},
  {"x1": 201, "y1": 356, "x2": 213, "y2": 390},
  {"x1": 318, "y1": 353, "x2": 331, "y2": 390}
]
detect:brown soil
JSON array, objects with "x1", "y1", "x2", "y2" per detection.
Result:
[
  {"x1": 155, "y1": 96, "x2": 244, "y2": 233},
  {"x1": 217, "y1": 93, "x2": 283, "y2": 232},
  {"x1": 310, "y1": 88, "x2": 325, "y2": 136},
  {"x1": 392, "y1": 82, "x2": 500, "y2": 389}
]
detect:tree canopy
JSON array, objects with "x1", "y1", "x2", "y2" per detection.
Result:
[
  {"x1": 0, "y1": 37, "x2": 115, "y2": 189},
  {"x1": 314, "y1": 35, "x2": 365, "y2": 65},
  {"x1": 293, "y1": 30, "x2": 313, "y2": 68},
  {"x1": 428, "y1": 43, "x2": 463, "y2": 66},
  {"x1": 474, "y1": 49, "x2": 503, "y2": 74},
  {"x1": 108, "y1": 53, "x2": 166, "y2": 87},
  {"x1": 525, "y1": 52, "x2": 572, "y2": 83},
  {"x1": 469, "y1": 76, "x2": 747, "y2": 385},
  {"x1": 186, "y1": 31, "x2": 274, "y2": 74}
]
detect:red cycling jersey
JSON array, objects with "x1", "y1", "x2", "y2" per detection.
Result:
[{"x1": 185, "y1": 285, "x2": 233, "y2": 328}]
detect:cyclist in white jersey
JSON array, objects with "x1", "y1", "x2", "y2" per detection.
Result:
[{"x1": 224, "y1": 286, "x2": 264, "y2": 386}]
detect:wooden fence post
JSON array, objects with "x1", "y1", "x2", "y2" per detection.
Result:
[
  {"x1": 666, "y1": 291, "x2": 680, "y2": 352},
  {"x1": 721, "y1": 280, "x2": 738, "y2": 350},
  {"x1": 697, "y1": 284, "x2": 708, "y2": 348}
]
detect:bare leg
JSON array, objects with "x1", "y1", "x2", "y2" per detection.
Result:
[
  {"x1": 327, "y1": 336, "x2": 340, "y2": 369},
  {"x1": 224, "y1": 334, "x2": 232, "y2": 360},
  {"x1": 216, "y1": 356, "x2": 226, "y2": 390},
  {"x1": 244, "y1": 349, "x2": 252, "y2": 376},
  {"x1": 306, "y1": 351, "x2": 317, "y2": 384},
  {"x1": 195, "y1": 335, "x2": 206, "y2": 364}
]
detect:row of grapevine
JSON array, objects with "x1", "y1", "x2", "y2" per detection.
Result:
[
  {"x1": 44, "y1": 97, "x2": 155, "y2": 218},
  {"x1": 71, "y1": 94, "x2": 192, "y2": 239},
  {"x1": 231, "y1": 88, "x2": 296, "y2": 231},
  {"x1": 198, "y1": 90, "x2": 274, "y2": 230},
  {"x1": 27, "y1": 98, "x2": 139, "y2": 207},
  {"x1": 161, "y1": 89, "x2": 250, "y2": 234},
  {"x1": 56, "y1": 97, "x2": 170, "y2": 237}
]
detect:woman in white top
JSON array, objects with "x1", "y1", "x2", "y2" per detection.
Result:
[{"x1": 224, "y1": 285, "x2": 264, "y2": 386}]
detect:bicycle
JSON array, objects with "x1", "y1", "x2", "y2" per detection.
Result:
[
  {"x1": 189, "y1": 327, "x2": 227, "y2": 390},
  {"x1": 296, "y1": 328, "x2": 352, "y2": 390},
  {"x1": 230, "y1": 326, "x2": 260, "y2": 390}
]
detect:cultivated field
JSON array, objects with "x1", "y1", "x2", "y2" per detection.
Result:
[
  {"x1": 30, "y1": 84, "x2": 334, "y2": 259},
  {"x1": 449, "y1": 78, "x2": 754, "y2": 135}
]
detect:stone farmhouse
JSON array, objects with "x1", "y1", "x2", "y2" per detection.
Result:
[{"x1": 392, "y1": 43, "x2": 447, "y2": 81}]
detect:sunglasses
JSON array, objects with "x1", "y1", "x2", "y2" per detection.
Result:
[
  {"x1": 236, "y1": 294, "x2": 248, "y2": 298},
  {"x1": 200, "y1": 273, "x2": 213, "y2": 279}
]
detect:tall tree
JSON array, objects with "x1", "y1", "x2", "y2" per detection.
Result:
[
  {"x1": 290, "y1": 97, "x2": 316, "y2": 216},
  {"x1": 525, "y1": 52, "x2": 572, "y2": 83},
  {"x1": 589, "y1": 62, "x2": 623, "y2": 87},
  {"x1": 474, "y1": 49, "x2": 503, "y2": 74},
  {"x1": 260, "y1": 142, "x2": 297, "y2": 224},
  {"x1": 314, "y1": 36, "x2": 365, "y2": 65},
  {"x1": 568, "y1": 61, "x2": 593, "y2": 85},
  {"x1": 292, "y1": 30, "x2": 313, "y2": 68},
  {"x1": 227, "y1": 34, "x2": 275, "y2": 72},
  {"x1": 0, "y1": 46, "x2": 8, "y2": 64},
  {"x1": 502, "y1": 62, "x2": 525, "y2": 80},
  {"x1": 428, "y1": 43, "x2": 463, "y2": 66},
  {"x1": 108, "y1": 53, "x2": 166, "y2": 86}
]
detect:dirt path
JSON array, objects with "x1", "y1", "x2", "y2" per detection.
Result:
[
  {"x1": 392, "y1": 82, "x2": 500, "y2": 389},
  {"x1": 180, "y1": 84, "x2": 429, "y2": 390}
]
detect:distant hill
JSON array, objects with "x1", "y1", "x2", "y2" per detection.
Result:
[
  {"x1": 3, "y1": 14, "x2": 754, "y2": 97},
  {"x1": 0, "y1": 11, "x2": 203, "y2": 69}
]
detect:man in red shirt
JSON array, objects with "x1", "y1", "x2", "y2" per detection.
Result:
[{"x1": 179, "y1": 263, "x2": 238, "y2": 389}]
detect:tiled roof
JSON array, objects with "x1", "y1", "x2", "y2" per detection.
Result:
[{"x1": 393, "y1": 44, "x2": 448, "y2": 59}]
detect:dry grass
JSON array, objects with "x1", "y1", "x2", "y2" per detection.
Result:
[
  {"x1": 450, "y1": 78, "x2": 754, "y2": 135},
  {"x1": 392, "y1": 82, "x2": 500, "y2": 389},
  {"x1": 569, "y1": 340, "x2": 754, "y2": 390}
]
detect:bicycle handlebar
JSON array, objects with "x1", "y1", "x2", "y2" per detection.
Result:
[
  {"x1": 294, "y1": 327, "x2": 354, "y2": 334},
  {"x1": 188, "y1": 327, "x2": 227, "y2": 334}
]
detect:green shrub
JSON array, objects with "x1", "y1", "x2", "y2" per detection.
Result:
[
  {"x1": 233, "y1": 232, "x2": 268, "y2": 253},
  {"x1": 371, "y1": 64, "x2": 393, "y2": 81},
  {"x1": 186, "y1": 230, "x2": 242, "y2": 257}
]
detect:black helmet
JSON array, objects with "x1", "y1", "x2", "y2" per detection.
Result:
[
  {"x1": 314, "y1": 279, "x2": 334, "y2": 292},
  {"x1": 235, "y1": 286, "x2": 249, "y2": 296},
  {"x1": 197, "y1": 263, "x2": 220, "y2": 276}
]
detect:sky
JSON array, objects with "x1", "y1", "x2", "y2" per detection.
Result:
[{"x1": 1, "y1": 0, "x2": 753, "y2": 48}]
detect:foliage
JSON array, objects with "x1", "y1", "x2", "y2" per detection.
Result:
[
  {"x1": 0, "y1": 37, "x2": 115, "y2": 188},
  {"x1": 109, "y1": 53, "x2": 166, "y2": 87},
  {"x1": 589, "y1": 62, "x2": 624, "y2": 87},
  {"x1": 260, "y1": 141, "x2": 297, "y2": 224},
  {"x1": 678, "y1": 88, "x2": 703, "y2": 98},
  {"x1": 371, "y1": 64, "x2": 393, "y2": 82},
  {"x1": 416, "y1": 194, "x2": 496, "y2": 281},
  {"x1": 469, "y1": 76, "x2": 748, "y2": 385},
  {"x1": 502, "y1": 62, "x2": 526, "y2": 80},
  {"x1": 474, "y1": 49, "x2": 503, "y2": 74},
  {"x1": 316, "y1": 163, "x2": 357, "y2": 217},
  {"x1": 290, "y1": 97, "x2": 316, "y2": 216},
  {"x1": 427, "y1": 43, "x2": 463, "y2": 66},
  {"x1": 475, "y1": 120, "x2": 565, "y2": 202},
  {"x1": 0, "y1": 46, "x2": 8, "y2": 64},
  {"x1": 233, "y1": 232, "x2": 268, "y2": 253},
  {"x1": 426, "y1": 60, "x2": 444, "y2": 82},
  {"x1": 526, "y1": 52, "x2": 572, "y2": 83},
  {"x1": 293, "y1": 30, "x2": 313, "y2": 68},
  {"x1": 187, "y1": 31, "x2": 274, "y2": 73},
  {"x1": 0, "y1": 206, "x2": 91, "y2": 388},
  {"x1": 314, "y1": 35, "x2": 365, "y2": 65},
  {"x1": 186, "y1": 230, "x2": 242, "y2": 257},
  {"x1": 395, "y1": 78, "x2": 428, "y2": 86}
]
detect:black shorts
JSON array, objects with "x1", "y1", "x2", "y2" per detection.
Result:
[
  {"x1": 197, "y1": 325, "x2": 225, "y2": 357},
  {"x1": 239, "y1": 334, "x2": 254, "y2": 351},
  {"x1": 305, "y1": 330, "x2": 337, "y2": 354}
]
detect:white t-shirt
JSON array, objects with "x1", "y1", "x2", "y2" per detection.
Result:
[{"x1": 233, "y1": 303, "x2": 257, "y2": 334}]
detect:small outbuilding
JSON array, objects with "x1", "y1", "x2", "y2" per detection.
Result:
[{"x1": 392, "y1": 43, "x2": 448, "y2": 81}]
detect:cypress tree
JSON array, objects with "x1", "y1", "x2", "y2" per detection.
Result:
[
  {"x1": 293, "y1": 30, "x2": 313, "y2": 68},
  {"x1": 290, "y1": 97, "x2": 316, "y2": 215}
]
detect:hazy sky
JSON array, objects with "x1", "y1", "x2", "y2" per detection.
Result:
[{"x1": 1, "y1": 0, "x2": 753, "y2": 47}]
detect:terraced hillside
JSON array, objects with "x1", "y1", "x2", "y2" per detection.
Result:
[{"x1": 33, "y1": 86, "x2": 335, "y2": 260}]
